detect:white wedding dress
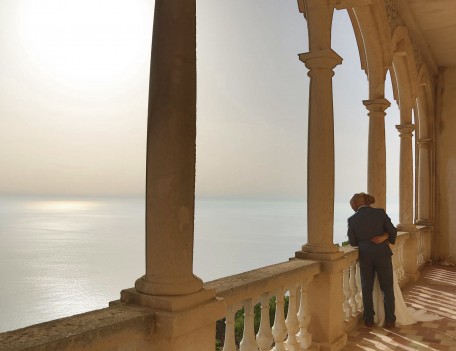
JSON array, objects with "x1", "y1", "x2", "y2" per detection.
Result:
[{"x1": 372, "y1": 270, "x2": 442, "y2": 326}]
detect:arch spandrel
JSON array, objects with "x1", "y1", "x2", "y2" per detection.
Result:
[
  {"x1": 391, "y1": 26, "x2": 419, "y2": 100},
  {"x1": 415, "y1": 64, "x2": 435, "y2": 141},
  {"x1": 344, "y1": 2, "x2": 393, "y2": 98}
]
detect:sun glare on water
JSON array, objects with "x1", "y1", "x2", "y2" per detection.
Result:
[{"x1": 26, "y1": 199, "x2": 101, "y2": 212}]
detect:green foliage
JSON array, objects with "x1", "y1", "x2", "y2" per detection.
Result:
[{"x1": 216, "y1": 295, "x2": 290, "y2": 347}]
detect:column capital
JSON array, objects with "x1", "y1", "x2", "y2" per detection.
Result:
[
  {"x1": 299, "y1": 49, "x2": 342, "y2": 72},
  {"x1": 363, "y1": 98, "x2": 391, "y2": 116},
  {"x1": 417, "y1": 138, "x2": 432, "y2": 149},
  {"x1": 396, "y1": 123, "x2": 415, "y2": 137},
  {"x1": 335, "y1": 0, "x2": 373, "y2": 9}
]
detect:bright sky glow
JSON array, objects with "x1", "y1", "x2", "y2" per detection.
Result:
[{"x1": 0, "y1": 0, "x2": 403, "y2": 203}]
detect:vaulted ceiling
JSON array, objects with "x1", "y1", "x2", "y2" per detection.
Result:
[{"x1": 403, "y1": 0, "x2": 456, "y2": 68}]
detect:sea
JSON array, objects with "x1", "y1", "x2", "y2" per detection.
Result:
[{"x1": 0, "y1": 196, "x2": 399, "y2": 333}]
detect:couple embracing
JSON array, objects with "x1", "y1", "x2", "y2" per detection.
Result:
[
  {"x1": 347, "y1": 192, "x2": 397, "y2": 328},
  {"x1": 347, "y1": 192, "x2": 442, "y2": 328}
]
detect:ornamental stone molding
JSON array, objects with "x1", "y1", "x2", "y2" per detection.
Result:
[
  {"x1": 412, "y1": 40, "x2": 424, "y2": 70},
  {"x1": 363, "y1": 98, "x2": 391, "y2": 117},
  {"x1": 334, "y1": 0, "x2": 372, "y2": 10},
  {"x1": 396, "y1": 123, "x2": 415, "y2": 137},
  {"x1": 385, "y1": 0, "x2": 404, "y2": 32},
  {"x1": 417, "y1": 138, "x2": 433, "y2": 149},
  {"x1": 299, "y1": 49, "x2": 343, "y2": 76}
]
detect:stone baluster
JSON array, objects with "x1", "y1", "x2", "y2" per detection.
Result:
[
  {"x1": 399, "y1": 241, "x2": 406, "y2": 281},
  {"x1": 415, "y1": 231, "x2": 422, "y2": 268},
  {"x1": 223, "y1": 305, "x2": 238, "y2": 351},
  {"x1": 342, "y1": 268, "x2": 351, "y2": 320},
  {"x1": 239, "y1": 300, "x2": 258, "y2": 351},
  {"x1": 395, "y1": 245, "x2": 403, "y2": 283},
  {"x1": 285, "y1": 287, "x2": 300, "y2": 351},
  {"x1": 256, "y1": 296, "x2": 273, "y2": 351},
  {"x1": 355, "y1": 263, "x2": 363, "y2": 312},
  {"x1": 418, "y1": 232, "x2": 425, "y2": 266},
  {"x1": 272, "y1": 292, "x2": 287, "y2": 351},
  {"x1": 392, "y1": 246, "x2": 399, "y2": 278},
  {"x1": 296, "y1": 280, "x2": 312, "y2": 350},
  {"x1": 349, "y1": 264, "x2": 357, "y2": 317},
  {"x1": 416, "y1": 233, "x2": 421, "y2": 267}
]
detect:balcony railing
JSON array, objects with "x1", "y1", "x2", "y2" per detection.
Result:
[
  {"x1": 0, "y1": 227, "x2": 432, "y2": 351},
  {"x1": 205, "y1": 259, "x2": 320, "y2": 351}
]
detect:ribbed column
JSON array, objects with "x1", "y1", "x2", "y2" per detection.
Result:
[
  {"x1": 363, "y1": 99, "x2": 390, "y2": 210},
  {"x1": 416, "y1": 138, "x2": 432, "y2": 225},
  {"x1": 134, "y1": 0, "x2": 203, "y2": 296},
  {"x1": 396, "y1": 124, "x2": 415, "y2": 231},
  {"x1": 297, "y1": 48, "x2": 342, "y2": 257}
]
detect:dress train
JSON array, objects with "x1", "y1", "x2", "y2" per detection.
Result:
[{"x1": 373, "y1": 271, "x2": 442, "y2": 326}]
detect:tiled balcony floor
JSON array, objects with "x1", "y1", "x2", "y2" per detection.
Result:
[{"x1": 342, "y1": 265, "x2": 456, "y2": 351}]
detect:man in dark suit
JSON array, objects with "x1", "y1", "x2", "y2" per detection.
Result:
[{"x1": 347, "y1": 192, "x2": 397, "y2": 328}]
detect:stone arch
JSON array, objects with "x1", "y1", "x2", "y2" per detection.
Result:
[
  {"x1": 336, "y1": 2, "x2": 395, "y2": 209},
  {"x1": 344, "y1": 4, "x2": 393, "y2": 99},
  {"x1": 415, "y1": 64, "x2": 435, "y2": 225},
  {"x1": 416, "y1": 64, "x2": 434, "y2": 139},
  {"x1": 390, "y1": 26, "x2": 419, "y2": 123}
]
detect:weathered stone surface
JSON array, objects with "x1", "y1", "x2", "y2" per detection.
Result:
[{"x1": 0, "y1": 305, "x2": 154, "y2": 351}]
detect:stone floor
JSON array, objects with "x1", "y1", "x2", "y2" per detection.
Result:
[{"x1": 341, "y1": 265, "x2": 456, "y2": 351}]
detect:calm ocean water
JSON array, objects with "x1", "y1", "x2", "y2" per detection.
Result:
[{"x1": 0, "y1": 196, "x2": 398, "y2": 332}]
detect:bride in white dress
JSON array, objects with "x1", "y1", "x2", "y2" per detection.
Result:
[{"x1": 372, "y1": 250, "x2": 441, "y2": 326}]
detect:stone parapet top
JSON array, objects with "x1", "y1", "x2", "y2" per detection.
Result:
[
  {"x1": 0, "y1": 305, "x2": 154, "y2": 351},
  {"x1": 204, "y1": 259, "x2": 320, "y2": 307}
]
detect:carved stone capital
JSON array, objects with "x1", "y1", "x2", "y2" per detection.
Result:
[
  {"x1": 396, "y1": 123, "x2": 415, "y2": 137},
  {"x1": 299, "y1": 49, "x2": 342, "y2": 74},
  {"x1": 335, "y1": 0, "x2": 372, "y2": 10},
  {"x1": 363, "y1": 98, "x2": 391, "y2": 117}
]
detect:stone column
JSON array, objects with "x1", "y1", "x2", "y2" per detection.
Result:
[
  {"x1": 293, "y1": 3, "x2": 347, "y2": 350},
  {"x1": 396, "y1": 124, "x2": 415, "y2": 230},
  {"x1": 296, "y1": 49, "x2": 343, "y2": 259},
  {"x1": 132, "y1": 0, "x2": 203, "y2": 297},
  {"x1": 294, "y1": 0, "x2": 343, "y2": 259},
  {"x1": 363, "y1": 99, "x2": 390, "y2": 210},
  {"x1": 120, "y1": 2, "x2": 223, "y2": 350},
  {"x1": 416, "y1": 138, "x2": 432, "y2": 225}
]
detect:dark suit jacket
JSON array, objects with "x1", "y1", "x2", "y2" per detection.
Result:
[{"x1": 347, "y1": 206, "x2": 397, "y2": 259}]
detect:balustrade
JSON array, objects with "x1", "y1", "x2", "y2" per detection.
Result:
[{"x1": 206, "y1": 260, "x2": 320, "y2": 351}]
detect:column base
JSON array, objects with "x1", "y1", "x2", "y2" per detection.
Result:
[
  {"x1": 296, "y1": 243, "x2": 344, "y2": 261},
  {"x1": 312, "y1": 333, "x2": 347, "y2": 351},
  {"x1": 120, "y1": 288, "x2": 224, "y2": 351},
  {"x1": 135, "y1": 273, "x2": 203, "y2": 297},
  {"x1": 121, "y1": 287, "x2": 216, "y2": 312},
  {"x1": 397, "y1": 223, "x2": 416, "y2": 232},
  {"x1": 407, "y1": 271, "x2": 420, "y2": 282},
  {"x1": 415, "y1": 219, "x2": 433, "y2": 227}
]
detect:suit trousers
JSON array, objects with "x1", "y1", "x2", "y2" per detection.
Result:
[{"x1": 359, "y1": 254, "x2": 396, "y2": 324}]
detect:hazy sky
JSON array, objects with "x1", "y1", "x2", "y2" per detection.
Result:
[{"x1": 0, "y1": 0, "x2": 403, "y2": 201}]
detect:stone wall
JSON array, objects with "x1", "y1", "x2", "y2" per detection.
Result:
[{"x1": 435, "y1": 67, "x2": 456, "y2": 263}]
